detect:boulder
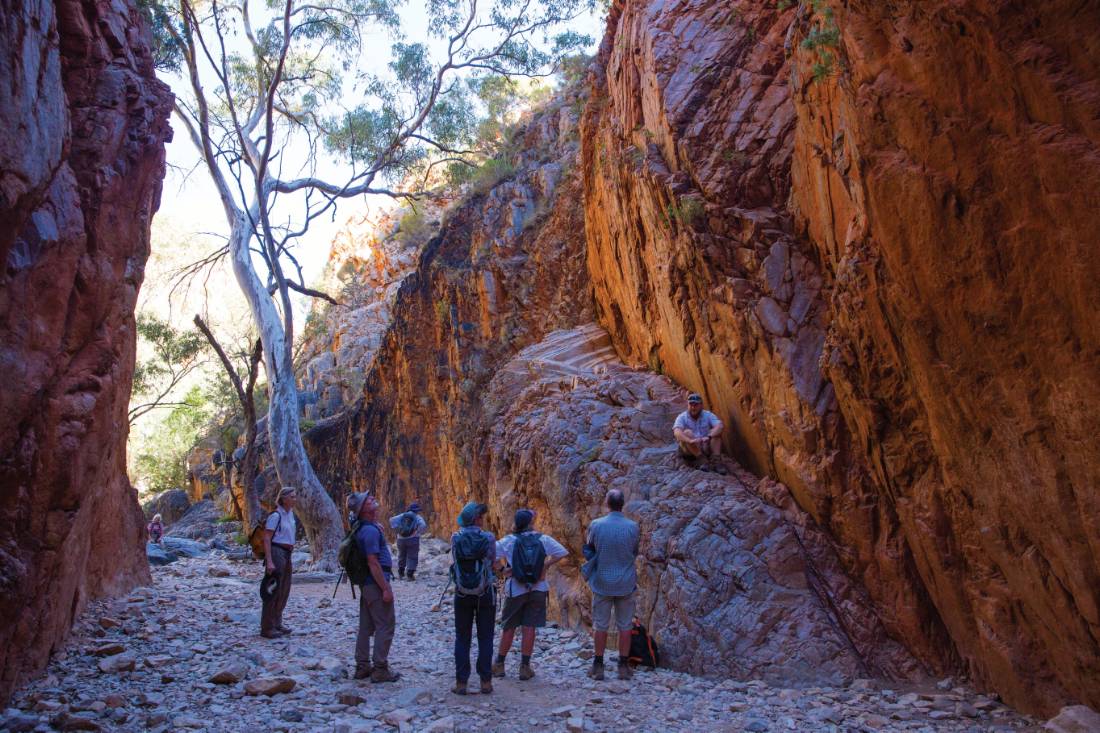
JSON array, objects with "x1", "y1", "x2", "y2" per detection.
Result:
[
  {"x1": 164, "y1": 500, "x2": 221, "y2": 540},
  {"x1": 1045, "y1": 706, "x2": 1100, "y2": 733},
  {"x1": 208, "y1": 663, "x2": 248, "y2": 684},
  {"x1": 244, "y1": 677, "x2": 296, "y2": 696},
  {"x1": 141, "y1": 489, "x2": 191, "y2": 526},
  {"x1": 161, "y1": 537, "x2": 207, "y2": 559},
  {"x1": 145, "y1": 543, "x2": 177, "y2": 566},
  {"x1": 97, "y1": 653, "x2": 136, "y2": 674}
]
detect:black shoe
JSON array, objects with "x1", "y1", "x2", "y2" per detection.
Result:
[{"x1": 407, "y1": 572, "x2": 416, "y2": 582}]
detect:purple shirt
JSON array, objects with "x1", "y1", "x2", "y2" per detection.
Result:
[{"x1": 355, "y1": 521, "x2": 393, "y2": 584}]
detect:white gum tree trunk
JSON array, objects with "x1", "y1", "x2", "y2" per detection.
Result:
[{"x1": 228, "y1": 214, "x2": 344, "y2": 569}]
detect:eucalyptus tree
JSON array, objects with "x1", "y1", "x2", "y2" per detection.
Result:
[{"x1": 150, "y1": 0, "x2": 590, "y2": 566}]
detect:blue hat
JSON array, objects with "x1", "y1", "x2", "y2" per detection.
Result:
[
  {"x1": 408, "y1": 502, "x2": 421, "y2": 513},
  {"x1": 514, "y1": 508, "x2": 534, "y2": 533},
  {"x1": 457, "y1": 502, "x2": 487, "y2": 527}
]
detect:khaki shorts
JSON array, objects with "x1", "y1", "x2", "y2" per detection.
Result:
[
  {"x1": 592, "y1": 592, "x2": 635, "y2": 633},
  {"x1": 500, "y1": 590, "x2": 548, "y2": 630}
]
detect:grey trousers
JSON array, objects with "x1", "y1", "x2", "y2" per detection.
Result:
[
  {"x1": 355, "y1": 583, "x2": 396, "y2": 667},
  {"x1": 396, "y1": 536, "x2": 420, "y2": 575},
  {"x1": 260, "y1": 545, "x2": 292, "y2": 634}
]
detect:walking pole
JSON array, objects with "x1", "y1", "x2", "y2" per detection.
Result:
[
  {"x1": 430, "y1": 576, "x2": 452, "y2": 612},
  {"x1": 332, "y1": 569, "x2": 344, "y2": 600}
]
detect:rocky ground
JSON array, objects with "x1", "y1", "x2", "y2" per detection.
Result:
[{"x1": 3, "y1": 541, "x2": 1040, "y2": 733}]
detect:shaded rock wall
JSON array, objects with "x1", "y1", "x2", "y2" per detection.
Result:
[
  {"x1": 0, "y1": 0, "x2": 171, "y2": 703},
  {"x1": 582, "y1": 0, "x2": 1100, "y2": 715},
  {"x1": 788, "y1": 0, "x2": 1100, "y2": 714}
]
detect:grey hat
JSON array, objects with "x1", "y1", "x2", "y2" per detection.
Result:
[
  {"x1": 347, "y1": 492, "x2": 371, "y2": 517},
  {"x1": 687, "y1": 393, "x2": 703, "y2": 403}
]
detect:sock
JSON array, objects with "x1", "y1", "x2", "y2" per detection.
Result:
[
  {"x1": 595, "y1": 655, "x2": 604, "y2": 664},
  {"x1": 495, "y1": 654, "x2": 505, "y2": 664},
  {"x1": 521, "y1": 655, "x2": 531, "y2": 665}
]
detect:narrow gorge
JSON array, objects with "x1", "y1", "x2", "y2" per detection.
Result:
[{"x1": 2, "y1": 0, "x2": 1099, "y2": 729}]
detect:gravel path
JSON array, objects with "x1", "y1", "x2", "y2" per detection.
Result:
[{"x1": 4, "y1": 541, "x2": 1039, "y2": 732}]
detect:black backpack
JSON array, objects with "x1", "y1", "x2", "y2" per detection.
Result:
[
  {"x1": 397, "y1": 512, "x2": 418, "y2": 538},
  {"x1": 510, "y1": 532, "x2": 546, "y2": 588},
  {"x1": 451, "y1": 531, "x2": 492, "y2": 596},
  {"x1": 628, "y1": 619, "x2": 660, "y2": 669},
  {"x1": 338, "y1": 520, "x2": 372, "y2": 585}
]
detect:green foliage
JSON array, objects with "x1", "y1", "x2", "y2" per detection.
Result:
[
  {"x1": 132, "y1": 313, "x2": 206, "y2": 399},
  {"x1": 664, "y1": 196, "x2": 706, "y2": 229},
  {"x1": 468, "y1": 157, "x2": 516, "y2": 193},
  {"x1": 131, "y1": 386, "x2": 213, "y2": 494}
]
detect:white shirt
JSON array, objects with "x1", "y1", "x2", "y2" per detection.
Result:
[
  {"x1": 265, "y1": 505, "x2": 296, "y2": 546},
  {"x1": 496, "y1": 532, "x2": 568, "y2": 597}
]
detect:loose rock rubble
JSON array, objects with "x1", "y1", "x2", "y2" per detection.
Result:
[{"x1": 4, "y1": 543, "x2": 1040, "y2": 732}]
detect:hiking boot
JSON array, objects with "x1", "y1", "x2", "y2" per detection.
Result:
[
  {"x1": 617, "y1": 662, "x2": 634, "y2": 680},
  {"x1": 370, "y1": 664, "x2": 401, "y2": 683},
  {"x1": 353, "y1": 665, "x2": 372, "y2": 680},
  {"x1": 491, "y1": 660, "x2": 505, "y2": 678},
  {"x1": 260, "y1": 630, "x2": 280, "y2": 639},
  {"x1": 276, "y1": 625, "x2": 292, "y2": 634},
  {"x1": 518, "y1": 663, "x2": 535, "y2": 681},
  {"x1": 398, "y1": 570, "x2": 406, "y2": 580},
  {"x1": 451, "y1": 681, "x2": 468, "y2": 695},
  {"x1": 407, "y1": 572, "x2": 416, "y2": 582},
  {"x1": 479, "y1": 680, "x2": 493, "y2": 694},
  {"x1": 587, "y1": 660, "x2": 605, "y2": 680}
]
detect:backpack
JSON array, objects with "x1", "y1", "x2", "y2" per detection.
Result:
[
  {"x1": 249, "y1": 510, "x2": 290, "y2": 561},
  {"x1": 510, "y1": 532, "x2": 546, "y2": 588},
  {"x1": 396, "y1": 512, "x2": 418, "y2": 538},
  {"x1": 451, "y1": 531, "x2": 492, "y2": 596},
  {"x1": 628, "y1": 619, "x2": 660, "y2": 669},
  {"x1": 338, "y1": 520, "x2": 372, "y2": 586}
]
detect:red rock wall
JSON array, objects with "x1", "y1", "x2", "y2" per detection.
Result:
[
  {"x1": 788, "y1": 0, "x2": 1100, "y2": 715},
  {"x1": 0, "y1": 0, "x2": 172, "y2": 703},
  {"x1": 583, "y1": 0, "x2": 1100, "y2": 715}
]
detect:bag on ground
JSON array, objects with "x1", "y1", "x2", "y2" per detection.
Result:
[
  {"x1": 338, "y1": 520, "x2": 371, "y2": 585},
  {"x1": 628, "y1": 618, "x2": 660, "y2": 669},
  {"x1": 510, "y1": 532, "x2": 546, "y2": 588},
  {"x1": 397, "y1": 511, "x2": 418, "y2": 538},
  {"x1": 451, "y1": 532, "x2": 492, "y2": 596}
]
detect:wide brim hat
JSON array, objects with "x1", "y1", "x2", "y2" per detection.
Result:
[{"x1": 259, "y1": 572, "x2": 280, "y2": 601}]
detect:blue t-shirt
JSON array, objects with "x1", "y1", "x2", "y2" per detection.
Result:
[{"x1": 354, "y1": 522, "x2": 393, "y2": 584}]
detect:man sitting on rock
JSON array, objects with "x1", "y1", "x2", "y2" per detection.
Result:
[
  {"x1": 260, "y1": 487, "x2": 297, "y2": 639},
  {"x1": 492, "y1": 509, "x2": 568, "y2": 681},
  {"x1": 389, "y1": 501, "x2": 427, "y2": 581},
  {"x1": 584, "y1": 489, "x2": 640, "y2": 681},
  {"x1": 347, "y1": 492, "x2": 400, "y2": 683},
  {"x1": 673, "y1": 393, "x2": 725, "y2": 471}
]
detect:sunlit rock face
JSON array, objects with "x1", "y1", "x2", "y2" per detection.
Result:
[
  {"x1": 583, "y1": 0, "x2": 1100, "y2": 715},
  {"x1": 0, "y1": 0, "x2": 172, "y2": 703}
]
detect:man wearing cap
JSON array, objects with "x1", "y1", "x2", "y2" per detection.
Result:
[
  {"x1": 389, "y1": 501, "x2": 428, "y2": 581},
  {"x1": 673, "y1": 393, "x2": 724, "y2": 465},
  {"x1": 260, "y1": 486, "x2": 297, "y2": 638},
  {"x1": 492, "y1": 509, "x2": 569, "y2": 681},
  {"x1": 347, "y1": 492, "x2": 401, "y2": 682}
]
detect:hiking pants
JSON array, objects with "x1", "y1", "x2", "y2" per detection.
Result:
[
  {"x1": 355, "y1": 582, "x2": 396, "y2": 667},
  {"x1": 260, "y1": 544, "x2": 292, "y2": 634},
  {"x1": 396, "y1": 536, "x2": 420, "y2": 576},
  {"x1": 454, "y1": 591, "x2": 496, "y2": 682}
]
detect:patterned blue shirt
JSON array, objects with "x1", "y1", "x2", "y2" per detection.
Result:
[{"x1": 586, "y1": 512, "x2": 640, "y2": 597}]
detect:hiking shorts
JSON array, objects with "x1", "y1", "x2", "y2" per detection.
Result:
[
  {"x1": 500, "y1": 591, "x2": 548, "y2": 630},
  {"x1": 592, "y1": 591, "x2": 635, "y2": 633}
]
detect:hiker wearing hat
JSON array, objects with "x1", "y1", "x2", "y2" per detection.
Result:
[
  {"x1": 673, "y1": 393, "x2": 725, "y2": 470},
  {"x1": 260, "y1": 486, "x2": 297, "y2": 639},
  {"x1": 347, "y1": 492, "x2": 401, "y2": 683},
  {"x1": 492, "y1": 508, "x2": 568, "y2": 681},
  {"x1": 389, "y1": 501, "x2": 428, "y2": 581},
  {"x1": 449, "y1": 502, "x2": 497, "y2": 695},
  {"x1": 584, "y1": 489, "x2": 640, "y2": 681}
]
